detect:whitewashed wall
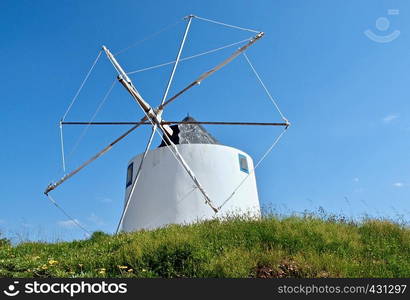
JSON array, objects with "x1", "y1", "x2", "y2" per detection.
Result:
[{"x1": 121, "y1": 144, "x2": 260, "y2": 232}]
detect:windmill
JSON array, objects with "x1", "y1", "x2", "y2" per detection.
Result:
[{"x1": 44, "y1": 15, "x2": 290, "y2": 234}]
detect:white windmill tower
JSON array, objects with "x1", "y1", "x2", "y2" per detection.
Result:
[
  {"x1": 120, "y1": 116, "x2": 261, "y2": 232},
  {"x1": 44, "y1": 15, "x2": 290, "y2": 235}
]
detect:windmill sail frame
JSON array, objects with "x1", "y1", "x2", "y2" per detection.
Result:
[{"x1": 44, "y1": 15, "x2": 290, "y2": 235}]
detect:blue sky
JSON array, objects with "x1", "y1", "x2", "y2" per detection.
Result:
[{"x1": 1, "y1": 0, "x2": 409, "y2": 241}]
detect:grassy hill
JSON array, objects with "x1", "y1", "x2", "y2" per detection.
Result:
[{"x1": 1, "y1": 215, "x2": 409, "y2": 278}]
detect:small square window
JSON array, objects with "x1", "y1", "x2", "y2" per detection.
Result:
[
  {"x1": 126, "y1": 163, "x2": 133, "y2": 188},
  {"x1": 238, "y1": 154, "x2": 249, "y2": 174}
]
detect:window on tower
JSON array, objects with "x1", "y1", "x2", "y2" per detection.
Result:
[
  {"x1": 238, "y1": 154, "x2": 249, "y2": 174},
  {"x1": 126, "y1": 163, "x2": 133, "y2": 188}
]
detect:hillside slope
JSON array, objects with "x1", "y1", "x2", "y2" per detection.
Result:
[{"x1": 1, "y1": 216, "x2": 409, "y2": 278}]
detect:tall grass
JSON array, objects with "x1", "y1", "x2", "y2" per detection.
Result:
[{"x1": 0, "y1": 215, "x2": 409, "y2": 278}]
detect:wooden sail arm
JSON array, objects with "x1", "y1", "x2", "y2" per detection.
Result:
[
  {"x1": 196, "y1": 32, "x2": 264, "y2": 83},
  {"x1": 158, "y1": 31, "x2": 264, "y2": 111},
  {"x1": 103, "y1": 45, "x2": 173, "y2": 136},
  {"x1": 102, "y1": 46, "x2": 132, "y2": 83},
  {"x1": 44, "y1": 123, "x2": 142, "y2": 195},
  {"x1": 116, "y1": 76, "x2": 173, "y2": 136}
]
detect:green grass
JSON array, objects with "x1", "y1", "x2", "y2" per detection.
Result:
[{"x1": 1, "y1": 215, "x2": 409, "y2": 278}]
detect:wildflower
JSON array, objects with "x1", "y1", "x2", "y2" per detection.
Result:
[
  {"x1": 98, "y1": 268, "x2": 106, "y2": 275},
  {"x1": 48, "y1": 259, "x2": 58, "y2": 265},
  {"x1": 127, "y1": 269, "x2": 133, "y2": 273},
  {"x1": 118, "y1": 265, "x2": 128, "y2": 269},
  {"x1": 41, "y1": 265, "x2": 48, "y2": 270}
]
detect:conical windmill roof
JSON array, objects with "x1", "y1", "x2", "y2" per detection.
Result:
[{"x1": 158, "y1": 116, "x2": 219, "y2": 147}]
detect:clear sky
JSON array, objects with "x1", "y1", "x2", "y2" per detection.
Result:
[{"x1": 1, "y1": 0, "x2": 409, "y2": 242}]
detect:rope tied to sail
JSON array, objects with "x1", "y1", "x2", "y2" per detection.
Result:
[
  {"x1": 46, "y1": 194, "x2": 91, "y2": 236},
  {"x1": 126, "y1": 38, "x2": 253, "y2": 75}
]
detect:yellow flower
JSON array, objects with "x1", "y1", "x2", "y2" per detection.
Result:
[
  {"x1": 118, "y1": 265, "x2": 128, "y2": 269},
  {"x1": 41, "y1": 265, "x2": 48, "y2": 270},
  {"x1": 127, "y1": 269, "x2": 133, "y2": 273},
  {"x1": 98, "y1": 268, "x2": 106, "y2": 275},
  {"x1": 48, "y1": 259, "x2": 58, "y2": 265}
]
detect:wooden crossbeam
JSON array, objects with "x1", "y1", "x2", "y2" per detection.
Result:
[{"x1": 61, "y1": 121, "x2": 289, "y2": 126}]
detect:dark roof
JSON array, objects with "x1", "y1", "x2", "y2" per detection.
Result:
[{"x1": 158, "y1": 116, "x2": 219, "y2": 147}]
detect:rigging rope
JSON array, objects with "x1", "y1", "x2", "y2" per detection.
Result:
[
  {"x1": 243, "y1": 52, "x2": 289, "y2": 123},
  {"x1": 67, "y1": 79, "x2": 117, "y2": 160},
  {"x1": 126, "y1": 38, "x2": 252, "y2": 75},
  {"x1": 59, "y1": 50, "x2": 102, "y2": 172},
  {"x1": 61, "y1": 51, "x2": 102, "y2": 122},
  {"x1": 193, "y1": 15, "x2": 260, "y2": 34},
  {"x1": 114, "y1": 20, "x2": 183, "y2": 56},
  {"x1": 46, "y1": 194, "x2": 91, "y2": 236},
  {"x1": 59, "y1": 121, "x2": 66, "y2": 172},
  {"x1": 217, "y1": 127, "x2": 288, "y2": 211},
  {"x1": 217, "y1": 52, "x2": 291, "y2": 210}
]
